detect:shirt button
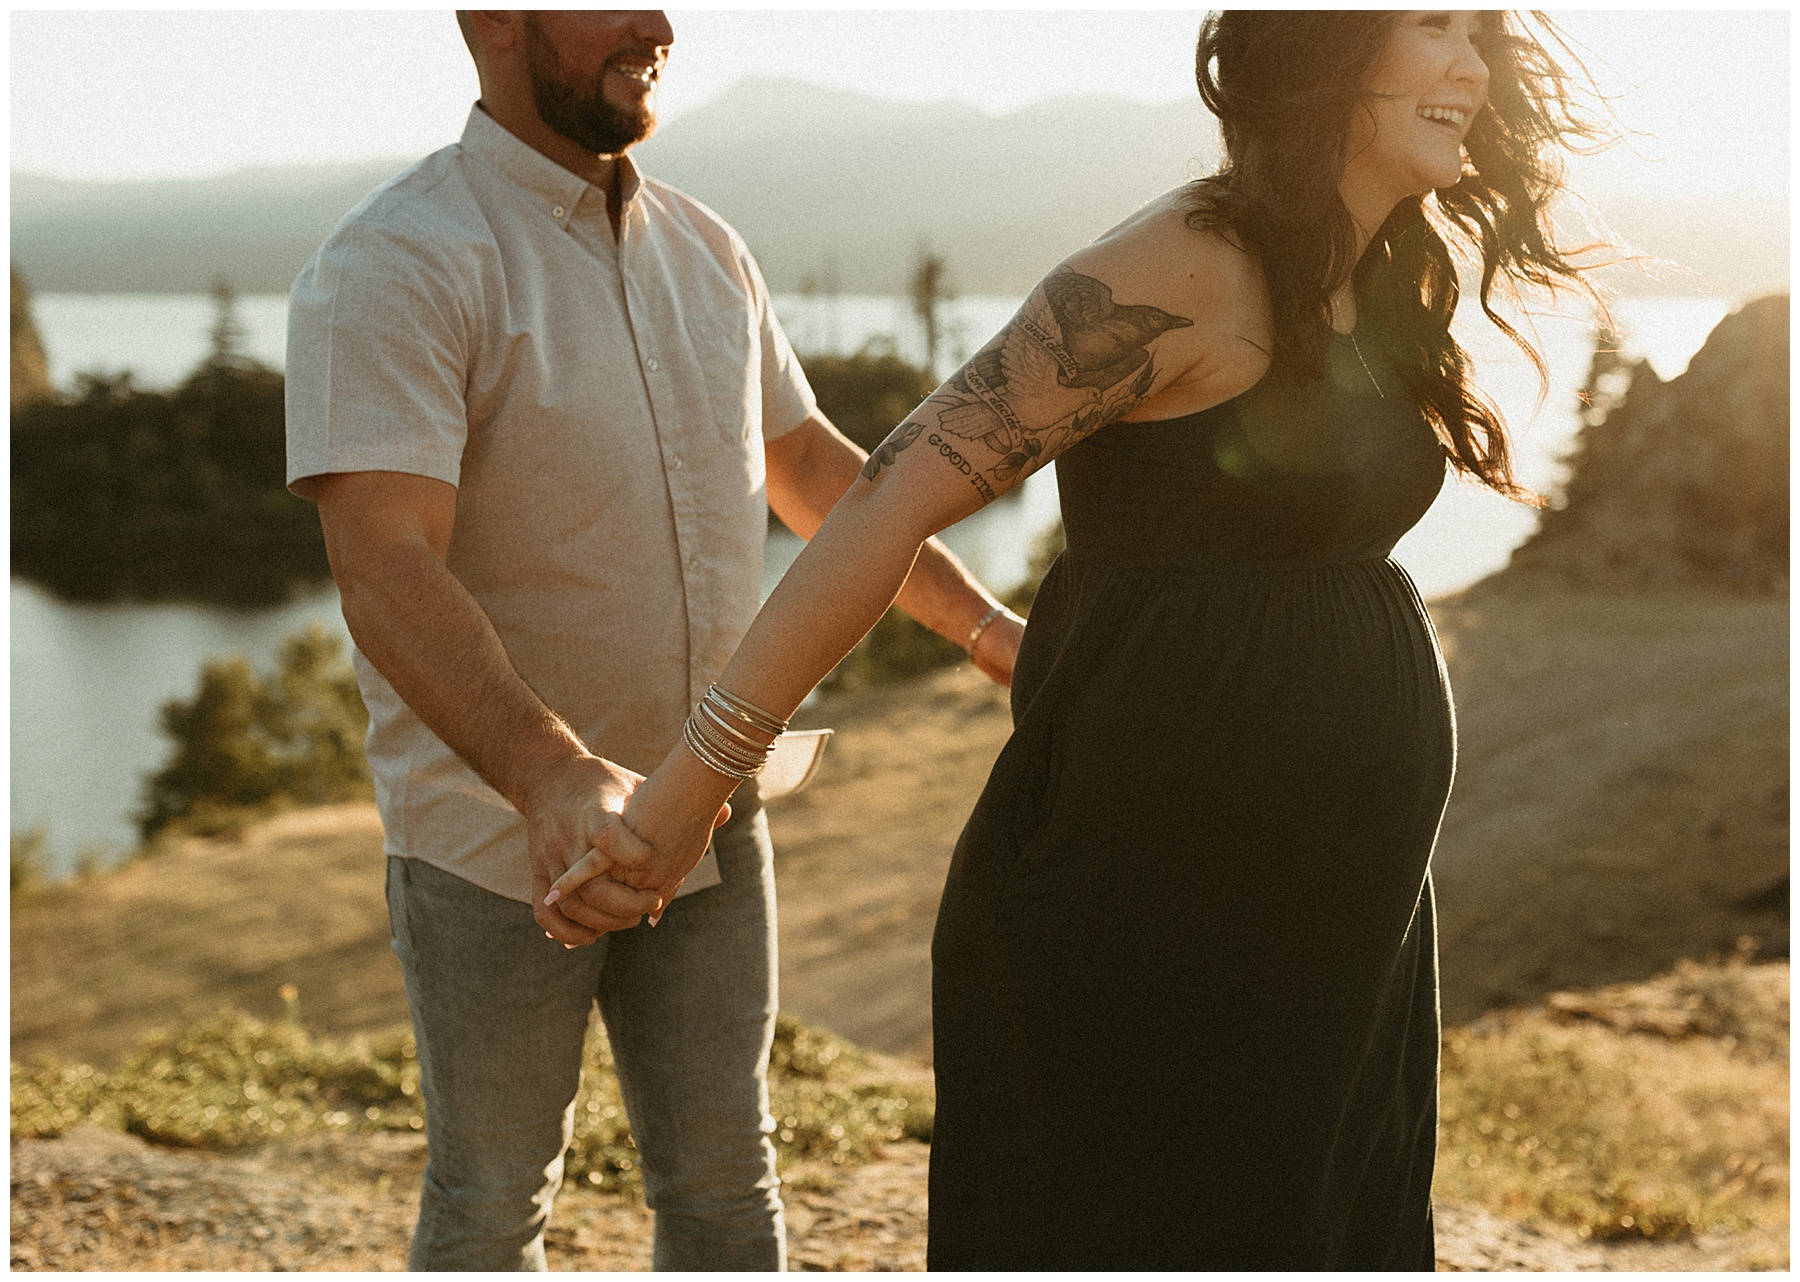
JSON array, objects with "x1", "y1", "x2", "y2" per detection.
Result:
[
  {"x1": 645, "y1": 357, "x2": 660, "y2": 372},
  {"x1": 552, "y1": 205, "x2": 565, "y2": 218}
]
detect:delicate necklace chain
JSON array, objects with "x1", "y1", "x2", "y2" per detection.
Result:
[{"x1": 1347, "y1": 329, "x2": 1386, "y2": 400}]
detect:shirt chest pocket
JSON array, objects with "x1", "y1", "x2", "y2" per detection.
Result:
[{"x1": 678, "y1": 296, "x2": 762, "y2": 445}]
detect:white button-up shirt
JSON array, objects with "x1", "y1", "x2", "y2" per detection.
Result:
[{"x1": 286, "y1": 106, "x2": 815, "y2": 902}]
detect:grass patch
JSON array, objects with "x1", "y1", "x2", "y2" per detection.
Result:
[
  {"x1": 15, "y1": 959, "x2": 1781, "y2": 1235},
  {"x1": 1436, "y1": 956, "x2": 1788, "y2": 1242},
  {"x1": 12, "y1": 1008, "x2": 931, "y2": 1198}
]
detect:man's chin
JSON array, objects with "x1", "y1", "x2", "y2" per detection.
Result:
[
  {"x1": 555, "y1": 114, "x2": 656, "y2": 158},
  {"x1": 597, "y1": 101, "x2": 657, "y2": 152}
]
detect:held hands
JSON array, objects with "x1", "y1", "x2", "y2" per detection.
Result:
[
  {"x1": 546, "y1": 745, "x2": 740, "y2": 928},
  {"x1": 524, "y1": 752, "x2": 668, "y2": 946},
  {"x1": 532, "y1": 604, "x2": 1013, "y2": 942}
]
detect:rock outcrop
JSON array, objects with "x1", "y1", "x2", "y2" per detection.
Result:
[
  {"x1": 1506, "y1": 294, "x2": 1789, "y2": 593},
  {"x1": 11, "y1": 265, "x2": 53, "y2": 410}
]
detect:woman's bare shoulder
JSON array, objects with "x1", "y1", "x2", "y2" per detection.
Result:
[{"x1": 1069, "y1": 190, "x2": 1273, "y2": 415}]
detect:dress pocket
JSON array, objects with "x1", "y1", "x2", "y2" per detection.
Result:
[{"x1": 994, "y1": 720, "x2": 1084, "y2": 894}]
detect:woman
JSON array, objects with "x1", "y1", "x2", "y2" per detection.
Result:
[{"x1": 554, "y1": 10, "x2": 1608, "y2": 1269}]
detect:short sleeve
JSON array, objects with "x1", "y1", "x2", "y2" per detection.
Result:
[
  {"x1": 742, "y1": 249, "x2": 815, "y2": 442},
  {"x1": 285, "y1": 223, "x2": 472, "y2": 499}
]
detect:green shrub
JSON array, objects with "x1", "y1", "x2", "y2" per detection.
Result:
[
  {"x1": 10, "y1": 1010, "x2": 422, "y2": 1149},
  {"x1": 1436, "y1": 960, "x2": 1789, "y2": 1241},
  {"x1": 12, "y1": 1007, "x2": 935, "y2": 1198},
  {"x1": 824, "y1": 607, "x2": 969, "y2": 691},
  {"x1": 11, "y1": 826, "x2": 48, "y2": 897},
  {"x1": 12, "y1": 265, "x2": 52, "y2": 410},
  {"x1": 564, "y1": 1012, "x2": 931, "y2": 1192},
  {"x1": 136, "y1": 625, "x2": 371, "y2": 842}
]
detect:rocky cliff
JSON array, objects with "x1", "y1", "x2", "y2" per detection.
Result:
[
  {"x1": 11, "y1": 265, "x2": 52, "y2": 410},
  {"x1": 1506, "y1": 294, "x2": 1789, "y2": 593}
]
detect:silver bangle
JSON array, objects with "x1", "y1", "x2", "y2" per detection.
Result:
[
  {"x1": 698, "y1": 699, "x2": 768, "y2": 754},
  {"x1": 966, "y1": 605, "x2": 1008, "y2": 655},
  {"x1": 705, "y1": 684, "x2": 788, "y2": 738},
  {"x1": 682, "y1": 684, "x2": 789, "y2": 781},
  {"x1": 684, "y1": 716, "x2": 763, "y2": 780}
]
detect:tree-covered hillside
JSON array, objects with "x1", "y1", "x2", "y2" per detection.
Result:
[{"x1": 11, "y1": 286, "x2": 329, "y2": 606}]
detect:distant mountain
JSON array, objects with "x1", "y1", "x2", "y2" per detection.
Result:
[
  {"x1": 629, "y1": 78, "x2": 1222, "y2": 293},
  {"x1": 10, "y1": 80, "x2": 1220, "y2": 295},
  {"x1": 11, "y1": 163, "x2": 408, "y2": 295},
  {"x1": 9, "y1": 77, "x2": 1787, "y2": 298}
]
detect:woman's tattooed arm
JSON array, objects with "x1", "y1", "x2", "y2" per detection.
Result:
[
  {"x1": 859, "y1": 265, "x2": 1194, "y2": 500},
  {"x1": 860, "y1": 419, "x2": 925, "y2": 483}
]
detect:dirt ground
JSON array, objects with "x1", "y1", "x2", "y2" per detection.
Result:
[
  {"x1": 11, "y1": 581, "x2": 1788, "y2": 1269},
  {"x1": 12, "y1": 1118, "x2": 1785, "y2": 1272},
  {"x1": 8, "y1": 1124, "x2": 933, "y2": 1272},
  {"x1": 1428, "y1": 584, "x2": 1788, "y2": 1022}
]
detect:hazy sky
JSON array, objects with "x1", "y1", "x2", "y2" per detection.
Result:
[{"x1": 9, "y1": 8, "x2": 1789, "y2": 203}]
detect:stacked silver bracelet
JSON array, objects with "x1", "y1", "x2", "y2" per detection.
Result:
[{"x1": 682, "y1": 684, "x2": 790, "y2": 780}]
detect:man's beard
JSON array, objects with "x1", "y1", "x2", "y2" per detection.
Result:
[{"x1": 522, "y1": 17, "x2": 657, "y2": 155}]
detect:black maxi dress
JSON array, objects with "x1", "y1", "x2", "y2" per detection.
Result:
[{"x1": 927, "y1": 329, "x2": 1455, "y2": 1271}]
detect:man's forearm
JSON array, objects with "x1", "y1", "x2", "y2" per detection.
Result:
[
  {"x1": 767, "y1": 414, "x2": 1003, "y2": 648},
  {"x1": 309, "y1": 468, "x2": 657, "y2": 944},
  {"x1": 893, "y1": 535, "x2": 1001, "y2": 648},
  {"x1": 335, "y1": 538, "x2": 587, "y2": 810}
]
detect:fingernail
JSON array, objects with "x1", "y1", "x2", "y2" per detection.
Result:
[{"x1": 543, "y1": 889, "x2": 561, "y2": 906}]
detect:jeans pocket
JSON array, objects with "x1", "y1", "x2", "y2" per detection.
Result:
[{"x1": 384, "y1": 857, "x2": 415, "y2": 966}]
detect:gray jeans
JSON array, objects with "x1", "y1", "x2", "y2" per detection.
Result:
[{"x1": 385, "y1": 805, "x2": 784, "y2": 1270}]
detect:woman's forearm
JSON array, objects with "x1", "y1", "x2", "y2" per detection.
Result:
[
  {"x1": 764, "y1": 412, "x2": 1005, "y2": 657},
  {"x1": 718, "y1": 484, "x2": 934, "y2": 721},
  {"x1": 603, "y1": 486, "x2": 930, "y2": 905}
]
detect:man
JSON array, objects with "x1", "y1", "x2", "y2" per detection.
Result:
[{"x1": 284, "y1": 10, "x2": 1023, "y2": 1271}]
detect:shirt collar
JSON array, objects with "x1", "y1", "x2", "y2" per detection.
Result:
[{"x1": 459, "y1": 103, "x2": 643, "y2": 229}]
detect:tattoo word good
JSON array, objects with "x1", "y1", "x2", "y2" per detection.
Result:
[{"x1": 927, "y1": 433, "x2": 998, "y2": 503}]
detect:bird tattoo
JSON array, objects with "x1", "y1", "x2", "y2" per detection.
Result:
[
  {"x1": 1040, "y1": 264, "x2": 1194, "y2": 390},
  {"x1": 872, "y1": 266, "x2": 1195, "y2": 501}
]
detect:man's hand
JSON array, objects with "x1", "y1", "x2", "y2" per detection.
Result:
[
  {"x1": 971, "y1": 611, "x2": 1025, "y2": 688},
  {"x1": 312, "y1": 470, "x2": 667, "y2": 942},
  {"x1": 524, "y1": 754, "x2": 663, "y2": 946}
]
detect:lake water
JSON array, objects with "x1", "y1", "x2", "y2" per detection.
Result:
[{"x1": 15, "y1": 290, "x2": 1734, "y2": 877}]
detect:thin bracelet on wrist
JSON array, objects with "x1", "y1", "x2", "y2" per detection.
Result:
[{"x1": 966, "y1": 604, "x2": 1008, "y2": 657}]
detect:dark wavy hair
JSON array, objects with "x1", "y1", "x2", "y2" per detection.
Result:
[{"x1": 1190, "y1": 11, "x2": 1613, "y2": 502}]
